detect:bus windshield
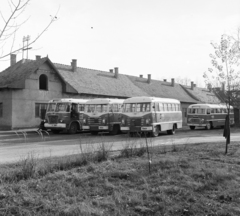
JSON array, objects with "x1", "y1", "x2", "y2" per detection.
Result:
[
  {"x1": 85, "y1": 104, "x2": 108, "y2": 113},
  {"x1": 55, "y1": 103, "x2": 71, "y2": 112},
  {"x1": 188, "y1": 108, "x2": 206, "y2": 114},
  {"x1": 47, "y1": 103, "x2": 56, "y2": 112},
  {"x1": 123, "y1": 103, "x2": 151, "y2": 112}
]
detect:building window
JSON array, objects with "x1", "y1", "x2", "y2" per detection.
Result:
[
  {"x1": 39, "y1": 74, "x2": 48, "y2": 90},
  {"x1": 35, "y1": 103, "x2": 48, "y2": 119},
  {"x1": 0, "y1": 103, "x2": 2, "y2": 117}
]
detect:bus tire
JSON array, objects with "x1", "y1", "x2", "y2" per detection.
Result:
[
  {"x1": 205, "y1": 122, "x2": 212, "y2": 130},
  {"x1": 110, "y1": 125, "x2": 119, "y2": 135},
  {"x1": 68, "y1": 122, "x2": 78, "y2": 134},
  {"x1": 91, "y1": 131, "x2": 98, "y2": 135},
  {"x1": 167, "y1": 125, "x2": 176, "y2": 135},
  {"x1": 190, "y1": 126, "x2": 195, "y2": 130},
  {"x1": 151, "y1": 126, "x2": 160, "y2": 137},
  {"x1": 51, "y1": 129, "x2": 61, "y2": 134}
]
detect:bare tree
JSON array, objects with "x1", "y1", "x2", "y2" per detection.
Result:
[
  {"x1": 0, "y1": 0, "x2": 57, "y2": 60},
  {"x1": 203, "y1": 28, "x2": 240, "y2": 153},
  {"x1": 175, "y1": 76, "x2": 191, "y2": 86}
]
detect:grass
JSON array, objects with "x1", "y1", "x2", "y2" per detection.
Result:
[{"x1": 0, "y1": 141, "x2": 240, "y2": 215}]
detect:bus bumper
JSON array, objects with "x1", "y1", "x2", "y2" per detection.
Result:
[
  {"x1": 82, "y1": 126, "x2": 90, "y2": 130},
  {"x1": 44, "y1": 123, "x2": 66, "y2": 129},
  {"x1": 187, "y1": 124, "x2": 207, "y2": 127},
  {"x1": 121, "y1": 126, "x2": 153, "y2": 132},
  {"x1": 86, "y1": 125, "x2": 109, "y2": 131}
]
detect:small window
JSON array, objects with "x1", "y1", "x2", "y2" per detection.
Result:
[
  {"x1": 35, "y1": 103, "x2": 48, "y2": 119},
  {"x1": 159, "y1": 103, "x2": 163, "y2": 111},
  {"x1": 78, "y1": 104, "x2": 85, "y2": 112},
  {"x1": 0, "y1": 103, "x2": 2, "y2": 117},
  {"x1": 39, "y1": 74, "x2": 48, "y2": 90}
]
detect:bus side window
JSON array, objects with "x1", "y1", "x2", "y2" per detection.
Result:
[
  {"x1": 207, "y1": 109, "x2": 210, "y2": 114},
  {"x1": 159, "y1": 103, "x2": 163, "y2": 111},
  {"x1": 211, "y1": 109, "x2": 214, "y2": 114}
]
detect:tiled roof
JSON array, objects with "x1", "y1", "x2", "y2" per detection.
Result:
[
  {"x1": 126, "y1": 76, "x2": 198, "y2": 103},
  {"x1": 54, "y1": 63, "x2": 149, "y2": 98},
  {"x1": 0, "y1": 58, "x2": 49, "y2": 88},
  {"x1": 181, "y1": 85, "x2": 221, "y2": 104}
]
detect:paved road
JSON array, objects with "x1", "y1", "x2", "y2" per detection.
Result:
[{"x1": 0, "y1": 127, "x2": 239, "y2": 164}]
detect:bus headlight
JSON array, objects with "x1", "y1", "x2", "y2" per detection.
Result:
[
  {"x1": 83, "y1": 118, "x2": 86, "y2": 124},
  {"x1": 102, "y1": 118, "x2": 106, "y2": 124},
  {"x1": 59, "y1": 119, "x2": 63, "y2": 123},
  {"x1": 122, "y1": 119, "x2": 125, "y2": 125},
  {"x1": 146, "y1": 118, "x2": 151, "y2": 125},
  {"x1": 188, "y1": 118, "x2": 192, "y2": 122},
  {"x1": 201, "y1": 119, "x2": 204, "y2": 122}
]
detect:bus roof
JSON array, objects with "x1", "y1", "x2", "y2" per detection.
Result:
[
  {"x1": 86, "y1": 98, "x2": 124, "y2": 105},
  {"x1": 48, "y1": 98, "x2": 89, "y2": 103},
  {"x1": 188, "y1": 103, "x2": 233, "y2": 109},
  {"x1": 123, "y1": 96, "x2": 180, "y2": 104}
]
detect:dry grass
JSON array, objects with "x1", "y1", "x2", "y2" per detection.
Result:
[{"x1": 0, "y1": 141, "x2": 240, "y2": 215}]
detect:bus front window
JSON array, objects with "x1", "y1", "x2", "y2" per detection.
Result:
[
  {"x1": 136, "y1": 103, "x2": 151, "y2": 112},
  {"x1": 96, "y1": 104, "x2": 108, "y2": 113},
  {"x1": 47, "y1": 103, "x2": 56, "y2": 112},
  {"x1": 56, "y1": 103, "x2": 70, "y2": 112},
  {"x1": 86, "y1": 105, "x2": 95, "y2": 113},
  {"x1": 123, "y1": 104, "x2": 136, "y2": 112}
]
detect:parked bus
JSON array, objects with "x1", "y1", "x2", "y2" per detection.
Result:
[
  {"x1": 44, "y1": 98, "x2": 88, "y2": 134},
  {"x1": 187, "y1": 103, "x2": 234, "y2": 130},
  {"x1": 120, "y1": 96, "x2": 182, "y2": 137},
  {"x1": 82, "y1": 98, "x2": 124, "y2": 135}
]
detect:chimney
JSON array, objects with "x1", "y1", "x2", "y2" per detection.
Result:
[
  {"x1": 171, "y1": 78, "x2": 175, "y2": 87},
  {"x1": 163, "y1": 79, "x2": 167, "y2": 82},
  {"x1": 36, "y1": 55, "x2": 41, "y2": 60},
  {"x1": 147, "y1": 74, "x2": 151, "y2": 83},
  {"x1": 114, "y1": 67, "x2": 119, "y2": 78},
  {"x1": 222, "y1": 82, "x2": 225, "y2": 92},
  {"x1": 191, "y1": 81, "x2": 194, "y2": 90},
  {"x1": 139, "y1": 75, "x2": 143, "y2": 78},
  {"x1": 71, "y1": 59, "x2": 77, "y2": 72},
  {"x1": 10, "y1": 54, "x2": 16, "y2": 66},
  {"x1": 109, "y1": 69, "x2": 113, "y2": 73}
]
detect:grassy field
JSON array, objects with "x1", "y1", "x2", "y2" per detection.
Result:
[{"x1": 0, "y1": 140, "x2": 240, "y2": 216}]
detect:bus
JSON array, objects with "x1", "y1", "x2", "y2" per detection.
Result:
[
  {"x1": 44, "y1": 98, "x2": 88, "y2": 134},
  {"x1": 82, "y1": 98, "x2": 124, "y2": 135},
  {"x1": 187, "y1": 103, "x2": 234, "y2": 130},
  {"x1": 120, "y1": 96, "x2": 182, "y2": 137}
]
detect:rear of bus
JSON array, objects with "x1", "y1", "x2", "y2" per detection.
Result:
[
  {"x1": 44, "y1": 99, "x2": 88, "y2": 134},
  {"x1": 121, "y1": 97, "x2": 182, "y2": 137},
  {"x1": 82, "y1": 98, "x2": 123, "y2": 135}
]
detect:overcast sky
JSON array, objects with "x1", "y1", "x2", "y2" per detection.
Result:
[{"x1": 1, "y1": 0, "x2": 240, "y2": 87}]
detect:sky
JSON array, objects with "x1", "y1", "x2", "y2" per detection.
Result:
[{"x1": 1, "y1": 0, "x2": 240, "y2": 87}]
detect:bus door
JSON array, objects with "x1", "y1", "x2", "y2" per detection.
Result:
[
  {"x1": 71, "y1": 103, "x2": 78, "y2": 120},
  {"x1": 153, "y1": 102, "x2": 158, "y2": 123}
]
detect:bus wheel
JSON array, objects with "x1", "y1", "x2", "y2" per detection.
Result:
[
  {"x1": 151, "y1": 126, "x2": 160, "y2": 137},
  {"x1": 91, "y1": 131, "x2": 98, "y2": 135},
  {"x1": 190, "y1": 126, "x2": 195, "y2": 130},
  {"x1": 68, "y1": 122, "x2": 78, "y2": 134},
  {"x1": 167, "y1": 125, "x2": 176, "y2": 135},
  {"x1": 205, "y1": 122, "x2": 211, "y2": 130},
  {"x1": 110, "y1": 125, "x2": 119, "y2": 135},
  {"x1": 52, "y1": 129, "x2": 61, "y2": 134}
]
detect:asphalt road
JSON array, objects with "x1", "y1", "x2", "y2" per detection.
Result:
[{"x1": 0, "y1": 127, "x2": 239, "y2": 164}]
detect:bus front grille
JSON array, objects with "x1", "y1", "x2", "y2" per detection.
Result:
[
  {"x1": 130, "y1": 118, "x2": 142, "y2": 126},
  {"x1": 191, "y1": 118, "x2": 200, "y2": 123},
  {"x1": 88, "y1": 118, "x2": 101, "y2": 125},
  {"x1": 48, "y1": 116, "x2": 58, "y2": 124}
]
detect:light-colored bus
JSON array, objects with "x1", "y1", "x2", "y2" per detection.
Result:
[
  {"x1": 187, "y1": 103, "x2": 234, "y2": 130},
  {"x1": 44, "y1": 98, "x2": 88, "y2": 134},
  {"x1": 82, "y1": 98, "x2": 124, "y2": 135},
  {"x1": 120, "y1": 96, "x2": 182, "y2": 137}
]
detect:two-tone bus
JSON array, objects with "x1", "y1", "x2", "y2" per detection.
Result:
[
  {"x1": 187, "y1": 103, "x2": 234, "y2": 130},
  {"x1": 120, "y1": 96, "x2": 182, "y2": 137},
  {"x1": 82, "y1": 98, "x2": 124, "y2": 135},
  {"x1": 44, "y1": 98, "x2": 88, "y2": 134}
]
